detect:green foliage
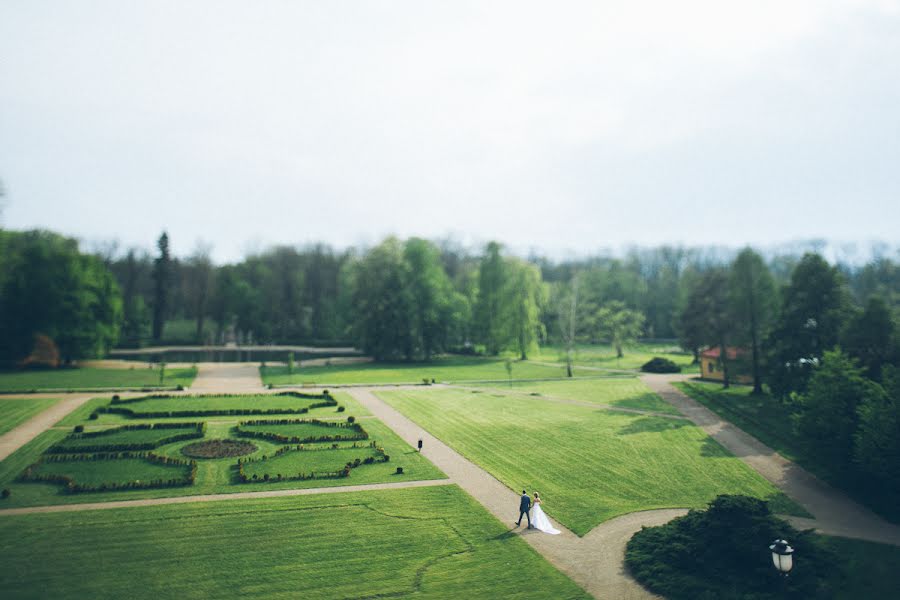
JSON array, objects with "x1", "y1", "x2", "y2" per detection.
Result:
[
  {"x1": 0, "y1": 486, "x2": 589, "y2": 599},
  {"x1": 380, "y1": 386, "x2": 804, "y2": 535},
  {"x1": 151, "y1": 231, "x2": 171, "y2": 342},
  {"x1": 0, "y1": 230, "x2": 123, "y2": 362},
  {"x1": 729, "y1": 248, "x2": 777, "y2": 393},
  {"x1": 48, "y1": 422, "x2": 205, "y2": 453},
  {"x1": 766, "y1": 253, "x2": 850, "y2": 398},
  {"x1": 841, "y1": 296, "x2": 896, "y2": 381},
  {"x1": 95, "y1": 391, "x2": 335, "y2": 419},
  {"x1": 0, "y1": 366, "x2": 196, "y2": 393},
  {"x1": 679, "y1": 268, "x2": 734, "y2": 385},
  {"x1": 19, "y1": 452, "x2": 196, "y2": 493},
  {"x1": 854, "y1": 366, "x2": 900, "y2": 514},
  {"x1": 626, "y1": 495, "x2": 838, "y2": 600},
  {"x1": 797, "y1": 349, "x2": 882, "y2": 475},
  {"x1": 640, "y1": 357, "x2": 681, "y2": 373},
  {"x1": 235, "y1": 418, "x2": 368, "y2": 444},
  {"x1": 588, "y1": 300, "x2": 645, "y2": 358}
]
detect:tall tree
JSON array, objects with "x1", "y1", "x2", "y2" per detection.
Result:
[
  {"x1": 185, "y1": 243, "x2": 214, "y2": 342},
  {"x1": 474, "y1": 242, "x2": 510, "y2": 355},
  {"x1": 841, "y1": 297, "x2": 896, "y2": 381},
  {"x1": 591, "y1": 300, "x2": 646, "y2": 359},
  {"x1": 404, "y1": 238, "x2": 462, "y2": 360},
  {"x1": 766, "y1": 253, "x2": 850, "y2": 399},
  {"x1": 680, "y1": 268, "x2": 733, "y2": 387},
  {"x1": 729, "y1": 248, "x2": 777, "y2": 394},
  {"x1": 151, "y1": 232, "x2": 171, "y2": 342},
  {"x1": 855, "y1": 366, "x2": 900, "y2": 511},
  {"x1": 506, "y1": 259, "x2": 545, "y2": 360},
  {"x1": 557, "y1": 275, "x2": 580, "y2": 377}
]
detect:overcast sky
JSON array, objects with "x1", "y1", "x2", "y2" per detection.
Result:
[{"x1": 1, "y1": 1, "x2": 899, "y2": 263}]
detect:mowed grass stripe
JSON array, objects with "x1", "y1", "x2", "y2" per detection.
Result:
[
  {"x1": 379, "y1": 386, "x2": 807, "y2": 536},
  {"x1": 0, "y1": 485, "x2": 588, "y2": 600},
  {"x1": 0, "y1": 398, "x2": 60, "y2": 435}
]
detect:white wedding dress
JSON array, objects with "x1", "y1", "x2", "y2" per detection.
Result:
[{"x1": 531, "y1": 502, "x2": 560, "y2": 535}]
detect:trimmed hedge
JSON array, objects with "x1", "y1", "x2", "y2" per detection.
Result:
[
  {"x1": 47, "y1": 422, "x2": 206, "y2": 453},
  {"x1": 235, "y1": 441, "x2": 389, "y2": 484},
  {"x1": 640, "y1": 357, "x2": 682, "y2": 373},
  {"x1": 18, "y1": 451, "x2": 197, "y2": 494},
  {"x1": 91, "y1": 390, "x2": 337, "y2": 419},
  {"x1": 234, "y1": 418, "x2": 369, "y2": 445}
]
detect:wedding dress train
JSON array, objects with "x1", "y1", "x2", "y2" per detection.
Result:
[{"x1": 531, "y1": 503, "x2": 560, "y2": 535}]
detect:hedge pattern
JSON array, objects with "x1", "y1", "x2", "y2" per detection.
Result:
[
  {"x1": 47, "y1": 423, "x2": 206, "y2": 453},
  {"x1": 91, "y1": 391, "x2": 337, "y2": 419},
  {"x1": 18, "y1": 451, "x2": 197, "y2": 494},
  {"x1": 235, "y1": 442, "x2": 389, "y2": 484},
  {"x1": 234, "y1": 418, "x2": 368, "y2": 445}
]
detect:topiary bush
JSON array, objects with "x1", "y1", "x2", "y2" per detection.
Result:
[
  {"x1": 1, "y1": 488, "x2": 10, "y2": 499},
  {"x1": 640, "y1": 357, "x2": 682, "y2": 373},
  {"x1": 626, "y1": 495, "x2": 837, "y2": 599}
]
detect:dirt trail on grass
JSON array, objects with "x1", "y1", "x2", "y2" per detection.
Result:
[
  {"x1": 346, "y1": 387, "x2": 677, "y2": 599},
  {"x1": 189, "y1": 363, "x2": 265, "y2": 393},
  {"x1": 0, "y1": 479, "x2": 450, "y2": 516},
  {"x1": 0, "y1": 394, "x2": 95, "y2": 461},
  {"x1": 641, "y1": 374, "x2": 900, "y2": 546}
]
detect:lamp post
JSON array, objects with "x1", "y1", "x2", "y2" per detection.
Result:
[{"x1": 770, "y1": 539, "x2": 794, "y2": 576}]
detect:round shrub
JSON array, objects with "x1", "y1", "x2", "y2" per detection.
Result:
[
  {"x1": 1, "y1": 488, "x2": 10, "y2": 499},
  {"x1": 176, "y1": 384, "x2": 184, "y2": 391},
  {"x1": 347, "y1": 416, "x2": 356, "y2": 424},
  {"x1": 73, "y1": 425, "x2": 84, "y2": 433},
  {"x1": 112, "y1": 394, "x2": 120, "y2": 401},
  {"x1": 337, "y1": 406, "x2": 345, "y2": 413},
  {"x1": 395, "y1": 467, "x2": 404, "y2": 475},
  {"x1": 640, "y1": 357, "x2": 682, "y2": 373}
]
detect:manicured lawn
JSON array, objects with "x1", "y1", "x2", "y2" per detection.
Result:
[
  {"x1": 237, "y1": 420, "x2": 366, "y2": 442},
  {"x1": 470, "y1": 377, "x2": 681, "y2": 415},
  {"x1": 100, "y1": 392, "x2": 331, "y2": 417},
  {"x1": 261, "y1": 356, "x2": 582, "y2": 385},
  {"x1": 0, "y1": 485, "x2": 588, "y2": 600},
  {"x1": 379, "y1": 387, "x2": 806, "y2": 536},
  {"x1": 51, "y1": 424, "x2": 202, "y2": 451},
  {"x1": 0, "y1": 416, "x2": 445, "y2": 508},
  {"x1": 0, "y1": 367, "x2": 197, "y2": 392},
  {"x1": 27, "y1": 457, "x2": 190, "y2": 488},
  {"x1": 0, "y1": 398, "x2": 60, "y2": 435},
  {"x1": 241, "y1": 445, "x2": 383, "y2": 480},
  {"x1": 531, "y1": 343, "x2": 697, "y2": 372}
]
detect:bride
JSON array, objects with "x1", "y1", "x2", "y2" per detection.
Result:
[{"x1": 531, "y1": 492, "x2": 560, "y2": 535}]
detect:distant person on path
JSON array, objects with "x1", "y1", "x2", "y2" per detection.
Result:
[
  {"x1": 530, "y1": 492, "x2": 561, "y2": 535},
  {"x1": 515, "y1": 489, "x2": 532, "y2": 528},
  {"x1": 417, "y1": 438, "x2": 423, "y2": 452}
]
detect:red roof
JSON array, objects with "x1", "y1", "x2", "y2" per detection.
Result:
[{"x1": 700, "y1": 347, "x2": 747, "y2": 360}]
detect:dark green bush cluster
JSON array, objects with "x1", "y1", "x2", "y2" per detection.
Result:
[
  {"x1": 234, "y1": 419, "x2": 368, "y2": 445},
  {"x1": 47, "y1": 423, "x2": 206, "y2": 453},
  {"x1": 626, "y1": 495, "x2": 837, "y2": 599},
  {"x1": 19, "y1": 452, "x2": 197, "y2": 494},
  {"x1": 640, "y1": 357, "x2": 682, "y2": 373}
]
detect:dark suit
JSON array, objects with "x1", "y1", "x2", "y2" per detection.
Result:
[{"x1": 517, "y1": 493, "x2": 532, "y2": 527}]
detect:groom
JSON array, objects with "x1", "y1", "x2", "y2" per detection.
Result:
[{"x1": 515, "y1": 489, "x2": 532, "y2": 529}]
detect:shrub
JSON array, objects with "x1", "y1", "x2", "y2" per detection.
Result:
[
  {"x1": 337, "y1": 406, "x2": 345, "y2": 413},
  {"x1": 176, "y1": 384, "x2": 184, "y2": 391},
  {"x1": 73, "y1": 425, "x2": 84, "y2": 433},
  {"x1": 395, "y1": 467, "x2": 403, "y2": 475},
  {"x1": 1, "y1": 488, "x2": 10, "y2": 499},
  {"x1": 640, "y1": 357, "x2": 682, "y2": 374},
  {"x1": 112, "y1": 394, "x2": 120, "y2": 401},
  {"x1": 347, "y1": 416, "x2": 355, "y2": 424}
]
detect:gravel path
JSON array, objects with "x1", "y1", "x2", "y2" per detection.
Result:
[
  {"x1": 189, "y1": 363, "x2": 266, "y2": 393},
  {"x1": 641, "y1": 374, "x2": 900, "y2": 546},
  {"x1": 0, "y1": 394, "x2": 94, "y2": 461}
]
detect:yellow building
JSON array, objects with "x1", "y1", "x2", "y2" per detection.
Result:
[{"x1": 699, "y1": 347, "x2": 753, "y2": 384}]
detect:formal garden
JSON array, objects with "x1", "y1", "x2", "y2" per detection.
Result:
[{"x1": 0, "y1": 390, "x2": 444, "y2": 508}]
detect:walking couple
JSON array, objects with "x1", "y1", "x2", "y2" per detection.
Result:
[{"x1": 515, "y1": 490, "x2": 560, "y2": 535}]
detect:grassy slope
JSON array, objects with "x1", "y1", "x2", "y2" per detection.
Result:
[
  {"x1": 379, "y1": 387, "x2": 806, "y2": 536},
  {"x1": 469, "y1": 377, "x2": 681, "y2": 415},
  {"x1": 532, "y1": 343, "x2": 698, "y2": 371},
  {"x1": 0, "y1": 485, "x2": 588, "y2": 600},
  {"x1": 261, "y1": 356, "x2": 581, "y2": 385},
  {"x1": 0, "y1": 415, "x2": 445, "y2": 507},
  {"x1": 0, "y1": 398, "x2": 60, "y2": 436},
  {"x1": 0, "y1": 367, "x2": 197, "y2": 392}
]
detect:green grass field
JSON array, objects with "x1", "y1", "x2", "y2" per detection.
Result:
[
  {"x1": 0, "y1": 398, "x2": 60, "y2": 435},
  {"x1": 237, "y1": 420, "x2": 366, "y2": 441},
  {"x1": 0, "y1": 485, "x2": 588, "y2": 600},
  {"x1": 261, "y1": 356, "x2": 583, "y2": 385},
  {"x1": 379, "y1": 386, "x2": 806, "y2": 535},
  {"x1": 0, "y1": 412, "x2": 444, "y2": 508},
  {"x1": 241, "y1": 445, "x2": 383, "y2": 479},
  {"x1": 51, "y1": 424, "x2": 201, "y2": 451},
  {"x1": 468, "y1": 377, "x2": 681, "y2": 415},
  {"x1": 0, "y1": 367, "x2": 197, "y2": 393},
  {"x1": 531, "y1": 343, "x2": 698, "y2": 371},
  {"x1": 27, "y1": 457, "x2": 190, "y2": 488}
]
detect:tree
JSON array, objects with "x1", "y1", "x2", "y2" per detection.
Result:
[
  {"x1": 855, "y1": 366, "x2": 900, "y2": 512},
  {"x1": 767, "y1": 253, "x2": 850, "y2": 399},
  {"x1": 151, "y1": 232, "x2": 171, "y2": 342},
  {"x1": 841, "y1": 297, "x2": 896, "y2": 381},
  {"x1": 591, "y1": 301, "x2": 645, "y2": 359},
  {"x1": 679, "y1": 268, "x2": 734, "y2": 387},
  {"x1": 404, "y1": 238, "x2": 463, "y2": 360},
  {"x1": 185, "y1": 243, "x2": 214, "y2": 342},
  {"x1": 675, "y1": 267, "x2": 707, "y2": 363},
  {"x1": 729, "y1": 248, "x2": 777, "y2": 394},
  {"x1": 557, "y1": 275, "x2": 579, "y2": 377},
  {"x1": 797, "y1": 349, "x2": 880, "y2": 475},
  {"x1": 0, "y1": 230, "x2": 122, "y2": 363},
  {"x1": 474, "y1": 242, "x2": 511, "y2": 355},
  {"x1": 506, "y1": 259, "x2": 545, "y2": 360}
]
